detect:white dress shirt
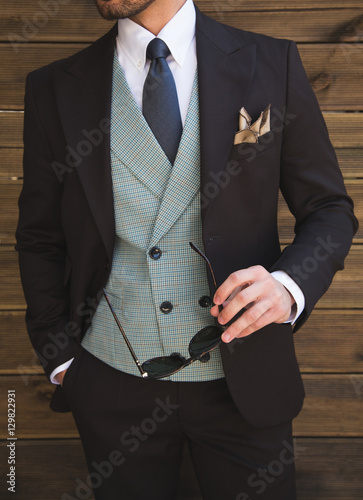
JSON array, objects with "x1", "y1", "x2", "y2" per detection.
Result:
[
  {"x1": 50, "y1": 0, "x2": 305, "y2": 384},
  {"x1": 116, "y1": 0, "x2": 197, "y2": 125}
]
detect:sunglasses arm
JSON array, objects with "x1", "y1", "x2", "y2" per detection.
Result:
[
  {"x1": 102, "y1": 289, "x2": 149, "y2": 378},
  {"x1": 189, "y1": 242, "x2": 223, "y2": 315}
]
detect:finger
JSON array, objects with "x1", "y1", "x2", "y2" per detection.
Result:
[
  {"x1": 210, "y1": 299, "x2": 231, "y2": 317},
  {"x1": 221, "y1": 301, "x2": 273, "y2": 342},
  {"x1": 210, "y1": 286, "x2": 243, "y2": 317},
  {"x1": 221, "y1": 286, "x2": 293, "y2": 342},
  {"x1": 242, "y1": 304, "x2": 290, "y2": 336},
  {"x1": 217, "y1": 280, "x2": 266, "y2": 326},
  {"x1": 210, "y1": 289, "x2": 242, "y2": 317},
  {"x1": 214, "y1": 266, "x2": 265, "y2": 305},
  {"x1": 210, "y1": 304, "x2": 219, "y2": 317},
  {"x1": 227, "y1": 284, "x2": 247, "y2": 301}
]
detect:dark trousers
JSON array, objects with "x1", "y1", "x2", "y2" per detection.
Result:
[{"x1": 62, "y1": 346, "x2": 296, "y2": 500}]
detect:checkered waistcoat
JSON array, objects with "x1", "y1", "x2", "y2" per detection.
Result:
[{"x1": 81, "y1": 52, "x2": 224, "y2": 381}]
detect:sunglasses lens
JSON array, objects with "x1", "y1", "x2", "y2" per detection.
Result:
[
  {"x1": 142, "y1": 354, "x2": 186, "y2": 379},
  {"x1": 189, "y1": 325, "x2": 223, "y2": 357}
]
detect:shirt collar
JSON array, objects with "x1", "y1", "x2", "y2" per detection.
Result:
[{"x1": 116, "y1": 0, "x2": 196, "y2": 72}]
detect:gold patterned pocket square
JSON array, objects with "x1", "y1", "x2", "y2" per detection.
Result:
[{"x1": 234, "y1": 105, "x2": 271, "y2": 145}]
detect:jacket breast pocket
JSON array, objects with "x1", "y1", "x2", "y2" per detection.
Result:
[{"x1": 230, "y1": 131, "x2": 275, "y2": 164}]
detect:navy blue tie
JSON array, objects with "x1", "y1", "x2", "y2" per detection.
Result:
[{"x1": 143, "y1": 38, "x2": 183, "y2": 164}]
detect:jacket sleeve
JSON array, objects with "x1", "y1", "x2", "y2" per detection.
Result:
[
  {"x1": 270, "y1": 41, "x2": 358, "y2": 331},
  {"x1": 15, "y1": 72, "x2": 79, "y2": 379}
]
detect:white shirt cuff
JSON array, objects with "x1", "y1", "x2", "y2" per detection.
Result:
[
  {"x1": 50, "y1": 358, "x2": 74, "y2": 385},
  {"x1": 271, "y1": 270, "x2": 305, "y2": 324}
]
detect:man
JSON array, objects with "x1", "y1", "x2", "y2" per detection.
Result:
[{"x1": 16, "y1": 0, "x2": 357, "y2": 498}]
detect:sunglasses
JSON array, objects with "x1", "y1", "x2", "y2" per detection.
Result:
[{"x1": 102, "y1": 242, "x2": 225, "y2": 380}]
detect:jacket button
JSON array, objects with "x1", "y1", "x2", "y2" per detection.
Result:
[
  {"x1": 199, "y1": 296, "x2": 212, "y2": 308},
  {"x1": 149, "y1": 247, "x2": 162, "y2": 260},
  {"x1": 160, "y1": 301, "x2": 173, "y2": 314}
]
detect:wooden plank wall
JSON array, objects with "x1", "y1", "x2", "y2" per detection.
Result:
[{"x1": 0, "y1": 0, "x2": 362, "y2": 498}]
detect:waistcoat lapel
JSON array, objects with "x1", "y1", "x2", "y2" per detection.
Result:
[
  {"x1": 111, "y1": 52, "x2": 173, "y2": 200},
  {"x1": 149, "y1": 72, "x2": 200, "y2": 247}
]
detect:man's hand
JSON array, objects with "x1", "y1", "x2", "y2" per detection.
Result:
[
  {"x1": 55, "y1": 369, "x2": 67, "y2": 386},
  {"x1": 211, "y1": 265, "x2": 295, "y2": 343}
]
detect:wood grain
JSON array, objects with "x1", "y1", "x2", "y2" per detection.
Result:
[
  {"x1": 0, "y1": 149, "x2": 23, "y2": 179},
  {"x1": 295, "y1": 438, "x2": 363, "y2": 499},
  {"x1": 0, "y1": 247, "x2": 24, "y2": 310},
  {"x1": 294, "y1": 375, "x2": 363, "y2": 437},
  {"x1": 298, "y1": 44, "x2": 363, "y2": 110},
  {"x1": 207, "y1": 10, "x2": 363, "y2": 43},
  {"x1": 0, "y1": 439, "x2": 94, "y2": 500},
  {"x1": 1, "y1": 44, "x2": 363, "y2": 109},
  {"x1": 296, "y1": 310, "x2": 363, "y2": 374},
  {"x1": 1, "y1": 3, "x2": 362, "y2": 43},
  {"x1": 0, "y1": 112, "x2": 23, "y2": 147},
  {"x1": 0, "y1": 180, "x2": 21, "y2": 245},
  {"x1": 277, "y1": 179, "x2": 363, "y2": 244},
  {"x1": 316, "y1": 245, "x2": 363, "y2": 308},
  {"x1": 0, "y1": 376, "x2": 76, "y2": 439},
  {"x1": 195, "y1": 0, "x2": 363, "y2": 10},
  {"x1": 0, "y1": 311, "x2": 41, "y2": 374},
  {"x1": 324, "y1": 113, "x2": 363, "y2": 148},
  {"x1": 2, "y1": 0, "x2": 362, "y2": 16},
  {"x1": 0, "y1": 44, "x2": 84, "y2": 110},
  {"x1": 336, "y1": 149, "x2": 363, "y2": 178}
]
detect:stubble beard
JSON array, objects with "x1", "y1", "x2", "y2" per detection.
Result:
[{"x1": 94, "y1": 0, "x2": 157, "y2": 20}]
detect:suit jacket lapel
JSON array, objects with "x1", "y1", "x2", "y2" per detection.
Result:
[
  {"x1": 51, "y1": 12, "x2": 256, "y2": 259},
  {"x1": 195, "y1": 8, "x2": 256, "y2": 223},
  {"x1": 53, "y1": 24, "x2": 118, "y2": 262}
]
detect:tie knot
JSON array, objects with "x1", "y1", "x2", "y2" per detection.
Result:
[{"x1": 146, "y1": 38, "x2": 170, "y2": 61}]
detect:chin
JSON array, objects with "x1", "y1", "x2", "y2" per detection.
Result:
[{"x1": 94, "y1": 0, "x2": 156, "y2": 21}]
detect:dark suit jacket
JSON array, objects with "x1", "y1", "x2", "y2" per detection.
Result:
[{"x1": 16, "y1": 7, "x2": 358, "y2": 427}]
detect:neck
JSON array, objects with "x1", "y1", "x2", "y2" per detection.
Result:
[{"x1": 130, "y1": 0, "x2": 187, "y2": 36}]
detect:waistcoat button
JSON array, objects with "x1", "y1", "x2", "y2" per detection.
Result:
[
  {"x1": 199, "y1": 295, "x2": 212, "y2": 308},
  {"x1": 149, "y1": 247, "x2": 162, "y2": 260},
  {"x1": 160, "y1": 301, "x2": 173, "y2": 314}
]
